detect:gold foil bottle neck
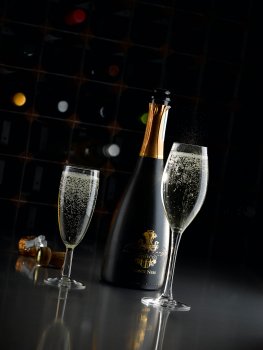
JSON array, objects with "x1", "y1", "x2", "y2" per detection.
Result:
[{"x1": 139, "y1": 103, "x2": 170, "y2": 159}]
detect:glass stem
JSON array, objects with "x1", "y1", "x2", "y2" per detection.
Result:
[
  {"x1": 61, "y1": 247, "x2": 74, "y2": 281},
  {"x1": 161, "y1": 228, "x2": 182, "y2": 300},
  {"x1": 55, "y1": 286, "x2": 69, "y2": 321},
  {"x1": 155, "y1": 310, "x2": 170, "y2": 350}
]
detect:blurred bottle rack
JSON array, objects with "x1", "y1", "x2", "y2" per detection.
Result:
[{"x1": 0, "y1": 0, "x2": 254, "y2": 249}]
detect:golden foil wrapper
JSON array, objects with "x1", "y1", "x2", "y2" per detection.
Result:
[{"x1": 18, "y1": 236, "x2": 38, "y2": 257}]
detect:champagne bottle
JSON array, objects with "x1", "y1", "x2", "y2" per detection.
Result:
[{"x1": 101, "y1": 88, "x2": 171, "y2": 290}]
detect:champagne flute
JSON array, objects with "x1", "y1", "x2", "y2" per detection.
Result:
[
  {"x1": 45, "y1": 165, "x2": 100, "y2": 290},
  {"x1": 141, "y1": 142, "x2": 208, "y2": 311}
]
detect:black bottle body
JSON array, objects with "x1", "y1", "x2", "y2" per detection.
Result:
[{"x1": 101, "y1": 157, "x2": 170, "y2": 290}]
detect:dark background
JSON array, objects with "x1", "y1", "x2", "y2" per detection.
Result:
[{"x1": 0, "y1": 0, "x2": 261, "y2": 272}]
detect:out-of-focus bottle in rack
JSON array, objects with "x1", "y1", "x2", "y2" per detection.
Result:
[
  {"x1": 77, "y1": 82, "x2": 118, "y2": 125},
  {"x1": 70, "y1": 124, "x2": 121, "y2": 169},
  {"x1": 0, "y1": 70, "x2": 34, "y2": 112},
  {"x1": 47, "y1": 1, "x2": 90, "y2": 32},
  {"x1": 0, "y1": 23, "x2": 43, "y2": 68},
  {"x1": 84, "y1": 39, "x2": 124, "y2": 83},
  {"x1": 64, "y1": 8, "x2": 87, "y2": 26},
  {"x1": 34, "y1": 76, "x2": 77, "y2": 119},
  {"x1": 90, "y1": 0, "x2": 132, "y2": 40},
  {"x1": 5, "y1": 0, "x2": 47, "y2": 24},
  {"x1": 41, "y1": 31, "x2": 84, "y2": 76},
  {"x1": 101, "y1": 88, "x2": 172, "y2": 290}
]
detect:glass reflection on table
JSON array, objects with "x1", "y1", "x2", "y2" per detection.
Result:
[{"x1": 37, "y1": 286, "x2": 71, "y2": 350}]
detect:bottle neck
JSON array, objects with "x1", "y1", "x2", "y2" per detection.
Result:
[{"x1": 139, "y1": 102, "x2": 170, "y2": 159}]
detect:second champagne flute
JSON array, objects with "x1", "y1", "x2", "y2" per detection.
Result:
[
  {"x1": 45, "y1": 165, "x2": 100, "y2": 290},
  {"x1": 141, "y1": 142, "x2": 208, "y2": 310}
]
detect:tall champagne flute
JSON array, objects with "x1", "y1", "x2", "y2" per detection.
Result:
[
  {"x1": 45, "y1": 165, "x2": 100, "y2": 290},
  {"x1": 141, "y1": 142, "x2": 208, "y2": 311}
]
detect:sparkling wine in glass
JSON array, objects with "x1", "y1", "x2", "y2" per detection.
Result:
[
  {"x1": 141, "y1": 142, "x2": 208, "y2": 310},
  {"x1": 45, "y1": 165, "x2": 100, "y2": 290}
]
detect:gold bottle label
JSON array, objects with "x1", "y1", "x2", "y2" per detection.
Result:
[
  {"x1": 134, "y1": 230, "x2": 167, "y2": 271},
  {"x1": 139, "y1": 103, "x2": 170, "y2": 159},
  {"x1": 138, "y1": 230, "x2": 159, "y2": 253}
]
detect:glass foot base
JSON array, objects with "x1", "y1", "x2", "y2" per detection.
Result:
[
  {"x1": 141, "y1": 296, "x2": 191, "y2": 311},
  {"x1": 44, "y1": 277, "x2": 86, "y2": 290}
]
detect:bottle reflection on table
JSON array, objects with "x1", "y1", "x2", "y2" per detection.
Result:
[
  {"x1": 131, "y1": 306, "x2": 171, "y2": 350},
  {"x1": 94, "y1": 285, "x2": 172, "y2": 350},
  {"x1": 36, "y1": 286, "x2": 71, "y2": 350}
]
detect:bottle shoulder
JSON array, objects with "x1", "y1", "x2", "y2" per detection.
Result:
[
  {"x1": 135, "y1": 156, "x2": 164, "y2": 167},
  {"x1": 132, "y1": 156, "x2": 164, "y2": 176}
]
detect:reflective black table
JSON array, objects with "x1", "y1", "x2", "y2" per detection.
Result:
[{"x1": 1, "y1": 242, "x2": 263, "y2": 350}]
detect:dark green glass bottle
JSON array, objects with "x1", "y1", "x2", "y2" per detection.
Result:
[{"x1": 101, "y1": 89, "x2": 171, "y2": 290}]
